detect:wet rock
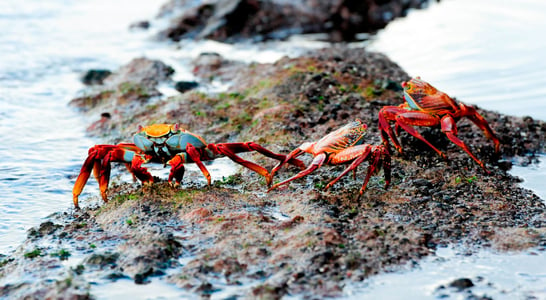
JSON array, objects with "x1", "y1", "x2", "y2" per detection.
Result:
[
  {"x1": 412, "y1": 178, "x2": 432, "y2": 188},
  {"x1": 174, "y1": 81, "x2": 199, "y2": 93},
  {"x1": 449, "y1": 278, "x2": 474, "y2": 290},
  {"x1": 129, "y1": 20, "x2": 151, "y2": 30},
  {"x1": 27, "y1": 221, "x2": 62, "y2": 239},
  {"x1": 84, "y1": 252, "x2": 120, "y2": 268},
  {"x1": 104, "y1": 57, "x2": 174, "y2": 87},
  {"x1": 69, "y1": 57, "x2": 174, "y2": 113},
  {"x1": 489, "y1": 228, "x2": 546, "y2": 251},
  {"x1": 69, "y1": 57, "x2": 176, "y2": 139},
  {"x1": 158, "y1": 0, "x2": 430, "y2": 43},
  {"x1": 105, "y1": 272, "x2": 130, "y2": 281},
  {"x1": 81, "y1": 69, "x2": 112, "y2": 85},
  {"x1": 181, "y1": 207, "x2": 213, "y2": 221},
  {"x1": 252, "y1": 283, "x2": 287, "y2": 300},
  {"x1": 191, "y1": 52, "x2": 245, "y2": 81},
  {"x1": 0, "y1": 283, "x2": 27, "y2": 298},
  {"x1": 194, "y1": 281, "x2": 218, "y2": 295},
  {"x1": 134, "y1": 267, "x2": 154, "y2": 284},
  {"x1": 86, "y1": 112, "x2": 112, "y2": 134},
  {"x1": 193, "y1": 52, "x2": 222, "y2": 70}
]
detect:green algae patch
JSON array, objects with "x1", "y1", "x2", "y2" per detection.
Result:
[
  {"x1": 50, "y1": 249, "x2": 71, "y2": 261},
  {"x1": 23, "y1": 248, "x2": 42, "y2": 259},
  {"x1": 0, "y1": 258, "x2": 13, "y2": 268},
  {"x1": 69, "y1": 90, "x2": 115, "y2": 111}
]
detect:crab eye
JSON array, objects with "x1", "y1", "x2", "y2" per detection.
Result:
[{"x1": 171, "y1": 124, "x2": 179, "y2": 133}]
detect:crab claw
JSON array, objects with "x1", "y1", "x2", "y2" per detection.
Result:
[{"x1": 167, "y1": 154, "x2": 186, "y2": 187}]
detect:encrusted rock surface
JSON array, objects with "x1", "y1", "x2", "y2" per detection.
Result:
[{"x1": 1, "y1": 46, "x2": 544, "y2": 299}]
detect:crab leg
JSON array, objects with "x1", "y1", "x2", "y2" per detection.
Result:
[
  {"x1": 268, "y1": 153, "x2": 327, "y2": 192},
  {"x1": 168, "y1": 154, "x2": 186, "y2": 186},
  {"x1": 378, "y1": 106, "x2": 405, "y2": 152},
  {"x1": 72, "y1": 144, "x2": 140, "y2": 208},
  {"x1": 440, "y1": 115, "x2": 489, "y2": 172},
  {"x1": 270, "y1": 148, "x2": 306, "y2": 181},
  {"x1": 359, "y1": 146, "x2": 391, "y2": 194},
  {"x1": 186, "y1": 144, "x2": 212, "y2": 185},
  {"x1": 226, "y1": 142, "x2": 306, "y2": 169},
  {"x1": 464, "y1": 105, "x2": 500, "y2": 153},
  {"x1": 210, "y1": 142, "x2": 305, "y2": 186},
  {"x1": 323, "y1": 145, "x2": 373, "y2": 191},
  {"x1": 392, "y1": 111, "x2": 448, "y2": 160},
  {"x1": 323, "y1": 145, "x2": 391, "y2": 194},
  {"x1": 99, "y1": 148, "x2": 152, "y2": 202},
  {"x1": 73, "y1": 146, "x2": 111, "y2": 208}
]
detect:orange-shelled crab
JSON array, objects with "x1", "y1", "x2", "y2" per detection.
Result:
[
  {"x1": 72, "y1": 123, "x2": 305, "y2": 208},
  {"x1": 378, "y1": 77, "x2": 500, "y2": 171},
  {"x1": 267, "y1": 119, "x2": 391, "y2": 197}
]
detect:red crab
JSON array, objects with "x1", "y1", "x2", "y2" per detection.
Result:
[
  {"x1": 267, "y1": 119, "x2": 391, "y2": 197},
  {"x1": 378, "y1": 77, "x2": 500, "y2": 171},
  {"x1": 72, "y1": 123, "x2": 304, "y2": 208}
]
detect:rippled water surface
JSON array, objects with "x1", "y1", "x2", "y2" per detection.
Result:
[
  {"x1": 368, "y1": 0, "x2": 546, "y2": 120},
  {"x1": 1, "y1": 0, "x2": 545, "y2": 298},
  {"x1": 0, "y1": 0, "x2": 170, "y2": 253}
]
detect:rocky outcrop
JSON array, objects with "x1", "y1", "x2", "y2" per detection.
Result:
[
  {"x1": 2, "y1": 47, "x2": 545, "y2": 299},
  {"x1": 69, "y1": 57, "x2": 175, "y2": 139},
  {"x1": 157, "y1": 0, "x2": 430, "y2": 43}
]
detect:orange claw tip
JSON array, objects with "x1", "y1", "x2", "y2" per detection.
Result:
[
  {"x1": 100, "y1": 191, "x2": 108, "y2": 202},
  {"x1": 73, "y1": 196, "x2": 80, "y2": 209}
]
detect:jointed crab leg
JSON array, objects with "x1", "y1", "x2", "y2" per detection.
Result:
[
  {"x1": 167, "y1": 144, "x2": 214, "y2": 186},
  {"x1": 268, "y1": 153, "x2": 327, "y2": 191},
  {"x1": 269, "y1": 144, "x2": 391, "y2": 195},
  {"x1": 167, "y1": 142, "x2": 306, "y2": 187},
  {"x1": 269, "y1": 148, "x2": 306, "y2": 181},
  {"x1": 210, "y1": 142, "x2": 306, "y2": 186},
  {"x1": 465, "y1": 107, "x2": 500, "y2": 153},
  {"x1": 381, "y1": 107, "x2": 449, "y2": 159},
  {"x1": 440, "y1": 115, "x2": 488, "y2": 171},
  {"x1": 72, "y1": 143, "x2": 143, "y2": 208},
  {"x1": 187, "y1": 144, "x2": 212, "y2": 185},
  {"x1": 378, "y1": 106, "x2": 405, "y2": 153},
  {"x1": 324, "y1": 144, "x2": 391, "y2": 194},
  {"x1": 167, "y1": 154, "x2": 186, "y2": 186},
  {"x1": 380, "y1": 106, "x2": 492, "y2": 170}
]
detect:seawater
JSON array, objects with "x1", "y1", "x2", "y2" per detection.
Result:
[{"x1": 368, "y1": 0, "x2": 546, "y2": 120}]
